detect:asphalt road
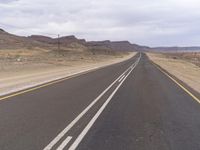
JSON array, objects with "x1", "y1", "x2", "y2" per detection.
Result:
[{"x1": 0, "y1": 53, "x2": 200, "y2": 150}]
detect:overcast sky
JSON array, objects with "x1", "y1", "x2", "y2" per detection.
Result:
[{"x1": 0, "y1": 0, "x2": 200, "y2": 46}]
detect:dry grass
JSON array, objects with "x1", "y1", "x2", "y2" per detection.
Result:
[{"x1": 147, "y1": 53, "x2": 200, "y2": 93}]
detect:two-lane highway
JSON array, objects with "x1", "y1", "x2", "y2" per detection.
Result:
[{"x1": 0, "y1": 53, "x2": 200, "y2": 150}]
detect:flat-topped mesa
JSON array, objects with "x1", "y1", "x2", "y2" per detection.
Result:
[
  {"x1": 110, "y1": 41, "x2": 132, "y2": 51},
  {"x1": 87, "y1": 40, "x2": 111, "y2": 45},
  {"x1": 58, "y1": 35, "x2": 86, "y2": 45},
  {"x1": 29, "y1": 35, "x2": 86, "y2": 45}
]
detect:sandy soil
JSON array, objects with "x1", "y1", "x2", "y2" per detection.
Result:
[
  {"x1": 0, "y1": 52, "x2": 136, "y2": 96},
  {"x1": 147, "y1": 53, "x2": 200, "y2": 93},
  {"x1": 161, "y1": 52, "x2": 200, "y2": 67}
]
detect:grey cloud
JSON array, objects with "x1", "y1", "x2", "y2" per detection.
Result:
[
  {"x1": 0, "y1": 0, "x2": 200, "y2": 46},
  {"x1": 0, "y1": 0, "x2": 18, "y2": 3}
]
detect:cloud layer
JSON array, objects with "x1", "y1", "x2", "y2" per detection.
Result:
[{"x1": 0, "y1": 0, "x2": 200, "y2": 46}]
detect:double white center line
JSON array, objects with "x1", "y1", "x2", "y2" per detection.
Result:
[
  {"x1": 118, "y1": 75, "x2": 125, "y2": 82},
  {"x1": 44, "y1": 53, "x2": 141, "y2": 150},
  {"x1": 56, "y1": 136, "x2": 72, "y2": 150}
]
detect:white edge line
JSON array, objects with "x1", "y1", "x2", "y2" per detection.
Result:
[
  {"x1": 43, "y1": 58, "x2": 138, "y2": 150},
  {"x1": 68, "y1": 55, "x2": 141, "y2": 150},
  {"x1": 56, "y1": 136, "x2": 72, "y2": 150}
]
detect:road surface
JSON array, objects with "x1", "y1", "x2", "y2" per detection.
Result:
[{"x1": 0, "y1": 53, "x2": 200, "y2": 150}]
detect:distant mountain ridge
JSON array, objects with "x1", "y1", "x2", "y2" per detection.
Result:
[
  {"x1": 151, "y1": 47, "x2": 200, "y2": 52},
  {"x1": 1, "y1": 28, "x2": 200, "y2": 52},
  {"x1": 28, "y1": 34, "x2": 149, "y2": 52},
  {"x1": 1, "y1": 29, "x2": 148, "y2": 53}
]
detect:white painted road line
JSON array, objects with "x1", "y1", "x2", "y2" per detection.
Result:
[
  {"x1": 43, "y1": 58, "x2": 138, "y2": 150},
  {"x1": 56, "y1": 136, "x2": 72, "y2": 150},
  {"x1": 118, "y1": 75, "x2": 125, "y2": 82},
  {"x1": 68, "y1": 55, "x2": 141, "y2": 150}
]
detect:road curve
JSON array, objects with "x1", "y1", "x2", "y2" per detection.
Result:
[{"x1": 0, "y1": 53, "x2": 200, "y2": 150}]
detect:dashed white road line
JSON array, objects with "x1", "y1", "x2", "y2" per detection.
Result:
[
  {"x1": 68, "y1": 55, "x2": 141, "y2": 150},
  {"x1": 43, "y1": 54, "x2": 141, "y2": 150}
]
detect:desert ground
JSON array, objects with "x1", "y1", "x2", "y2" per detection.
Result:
[
  {"x1": 161, "y1": 52, "x2": 200, "y2": 67},
  {"x1": 148, "y1": 52, "x2": 200, "y2": 93},
  {"x1": 0, "y1": 48, "x2": 135, "y2": 96}
]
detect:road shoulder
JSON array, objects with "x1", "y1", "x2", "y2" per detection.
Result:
[{"x1": 147, "y1": 52, "x2": 200, "y2": 98}]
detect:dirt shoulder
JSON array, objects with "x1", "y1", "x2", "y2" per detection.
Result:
[
  {"x1": 147, "y1": 53, "x2": 200, "y2": 94},
  {"x1": 0, "y1": 52, "x2": 136, "y2": 97}
]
